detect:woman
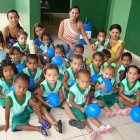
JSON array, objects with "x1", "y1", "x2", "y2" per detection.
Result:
[
  {"x1": 2, "y1": 9, "x2": 23, "y2": 52},
  {"x1": 107, "y1": 24, "x2": 124, "y2": 64},
  {"x1": 58, "y1": 6, "x2": 92, "y2": 60}
]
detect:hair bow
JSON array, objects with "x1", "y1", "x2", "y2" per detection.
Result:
[{"x1": 103, "y1": 62, "x2": 116, "y2": 69}]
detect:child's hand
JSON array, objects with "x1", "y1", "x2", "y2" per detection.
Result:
[
  {"x1": 79, "y1": 107, "x2": 85, "y2": 113},
  {"x1": 129, "y1": 98, "x2": 136, "y2": 104},
  {"x1": 100, "y1": 83, "x2": 106, "y2": 89}
]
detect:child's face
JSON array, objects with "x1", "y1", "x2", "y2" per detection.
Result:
[
  {"x1": 70, "y1": 58, "x2": 82, "y2": 71},
  {"x1": 18, "y1": 35, "x2": 27, "y2": 45},
  {"x1": 35, "y1": 27, "x2": 45, "y2": 37},
  {"x1": 102, "y1": 67, "x2": 114, "y2": 79},
  {"x1": 45, "y1": 69, "x2": 59, "y2": 84},
  {"x1": 10, "y1": 51, "x2": 22, "y2": 63},
  {"x1": 93, "y1": 55, "x2": 103, "y2": 68},
  {"x1": 3, "y1": 66, "x2": 14, "y2": 80},
  {"x1": 122, "y1": 56, "x2": 131, "y2": 67},
  {"x1": 14, "y1": 79, "x2": 28, "y2": 96},
  {"x1": 55, "y1": 48, "x2": 63, "y2": 57},
  {"x1": 26, "y1": 59, "x2": 38, "y2": 72},
  {"x1": 42, "y1": 36, "x2": 50, "y2": 45},
  {"x1": 102, "y1": 53, "x2": 110, "y2": 62},
  {"x1": 74, "y1": 48, "x2": 84, "y2": 55},
  {"x1": 97, "y1": 32, "x2": 106, "y2": 42},
  {"x1": 126, "y1": 67, "x2": 139, "y2": 82},
  {"x1": 76, "y1": 73, "x2": 90, "y2": 90}
]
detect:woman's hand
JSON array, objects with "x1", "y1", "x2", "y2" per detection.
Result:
[{"x1": 69, "y1": 42, "x2": 75, "y2": 50}]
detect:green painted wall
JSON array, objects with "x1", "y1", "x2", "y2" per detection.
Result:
[
  {"x1": 47, "y1": 0, "x2": 70, "y2": 13},
  {"x1": 71, "y1": 0, "x2": 109, "y2": 37},
  {"x1": 0, "y1": 0, "x2": 15, "y2": 12},
  {"x1": 124, "y1": 0, "x2": 140, "y2": 56},
  {"x1": 105, "y1": 0, "x2": 131, "y2": 40}
]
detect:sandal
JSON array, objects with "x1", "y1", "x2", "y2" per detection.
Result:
[
  {"x1": 117, "y1": 108, "x2": 130, "y2": 116},
  {"x1": 39, "y1": 120, "x2": 51, "y2": 129},
  {"x1": 106, "y1": 110, "x2": 116, "y2": 118},
  {"x1": 99, "y1": 125, "x2": 114, "y2": 134},
  {"x1": 54, "y1": 120, "x2": 62, "y2": 133},
  {"x1": 69, "y1": 119, "x2": 85, "y2": 129},
  {"x1": 88, "y1": 130, "x2": 96, "y2": 140},
  {"x1": 40, "y1": 126, "x2": 48, "y2": 137}
]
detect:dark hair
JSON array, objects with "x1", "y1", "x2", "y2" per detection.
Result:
[
  {"x1": 0, "y1": 31, "x2": 5, "y2": 48},
  {"x1": 0, "y1": 58, "x2": 18, "y2": 78},
  {"x1": 26, "y1": 54, "x2": 38, "y2": 63},
  {"x1": 41, "y1": 32, "x2": 50, "y2": 41},
  {"x1": 7, "y1": 9, "x2": 22, "y2": 29},
  {"x1": 98, "y1": 30, "x2": 107, "y2": 36},
  {"x1": 14, "y1": 73, "x2": 30, "y2": 85},
  {"x1": 109, "y1": 24, "x2": 122, "y2": 33},
  {"x1": 54, "y1": 44, "x2": 65, "y2": 56},
  {"x1": 74, "y1": 44, "x2": 84, "y2": 52},
  {"x1": 17, "y1": 30, "x2": 28, "y2": 38},
  {"x1": 9, "y1": 46, "x2": 22, "y2": 55},
  {"x1": 69, "y1": 5, "x2": 80, "y2": 13},
  {"x1": 43, "y1": 63, "x2": 59, "y2": 74},
  {"x1": 33, "y1": 23, "x2": 45, "y2": 40},
  {"x1": 121, "y1": 52, "x2": 132, "y2": 61},
  {"x1": 76, "y1": 69, "x2": 90, "y2": 79},
  {"x1": 93, "y1": 52, "x2": 104, "y2": 61},
  {"x1": 101, "y1": 49, "x2": 111, "y2": 58},
  {"x1": 71, "y1": 54, "x2": 83, "y2": 62},
  {"x1": 126, "y1": 65, "x2": 140, "y2": 74}
]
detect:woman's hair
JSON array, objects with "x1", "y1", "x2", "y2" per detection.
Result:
[
  {"x1": 17, "y1": 30, "x2": 28, "y2": 38},
  {"x1": 33, "y1": 23, "x2": 45, "y2": 40},
  {"x1": 71, "y1": 54, "x2": 83, "y2": 62},
  {"x1": 26, "y1": 54, "x2": 38, "y2": 63},
  {"x1": 41, "y1": 32, "x2": 50, "y2": 41},
  {"x1": 0, "y1": 58, "x2": 18, "y2": 78},
  {"x1": 14, "y1": 73, "x2": 30, "y2": 85},
  {"x1": 0, "y1": 31, "x2": 5, "y2": 48},
  {"x1": 43, "y1": 63, "x2": 59, "y2": 74},
  {"x1": 93, "y1": 52, "x2": 104, "y2": 61},
  {"x1": 76, "y1": 69, "x2": 90, "y2": 79},
  {"x1": 109, "y1": 24, "x2": 122, "y2": 33},
  {"x1": 9, "y1": 46, "x2": 22, "y2": 55},
  {"x1": 121, "y1": 52, "x2": 132, "y2": 61},
  {"x1": 69, "y1": 5, "x2": 80, "y2": 13},
  {"x1": 126, "y1": 65, "x2": 140, "y2": 74},
  {"x1": 54, "y1": 44, "x2": 65, "y2": 56},
  {"x1": 7, "y1": 9, "x2": 22, "y2": 29}
]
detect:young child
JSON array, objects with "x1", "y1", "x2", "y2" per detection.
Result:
[
  {"x1": 33, "y1": 23, "x2": 54, "y2": 55},
  {"x1": 21, "y1": 54, "x2": 44, "y2": 90},
  {"x1": 5, "y1": 73, "x2": 50, "y2": 136},
  {"x1": 38, "y1": 33, "x2": 53, "y2": 64},
  {"x1": 101, "y1": 49, "x2": 111, "y2": 63},
  {"x1": 118, "y1": 65, "x2": 140, "y2": 108},
  {"x1": 92, "y1": 31, "x2": 108, "y2": 52},
  {"x1": 116, "y1": 52, "x2": 132, "y2": 86},
  {"x1": 73, "y1": 44, "x2": 87, "y2": 68},
  {"x1": 94, "y1": 62, "x2": 130, "y2": 118},
  {"x1": 13, "y1": 31, "x2": 30, "y2": 56},
  {"x1": 54, "y1": 44, "x2": 70, "y2": 80},
  {"x1": 68, "y1": 69, "x2": 113, "y2": 140},
  {"x1": 9, "y1": 47, "x2": 26, "y2": 66},
  {"x1": 63, "y1": 54, "x2": 83, "y2": 93},
  {"x1": 0, "y1": 59, "x2": 18, "y2": 107},
  {"x1": 34, "y1": 64, "x2": 85, "y2": 133}
]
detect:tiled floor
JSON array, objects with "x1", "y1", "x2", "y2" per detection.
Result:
[{"x1": 1, "y1": 13, "x2": 140, "y2": 140}]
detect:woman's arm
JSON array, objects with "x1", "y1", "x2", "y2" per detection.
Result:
[
  {"x1": 109, "y1": 42, "x2": 124, "y2": 63},
  {"x1": 5, "y1": 98, "x2": 10, "y2": 132}
]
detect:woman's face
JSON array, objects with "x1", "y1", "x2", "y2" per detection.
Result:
[
  {"x1": 69, "y1": 8, "x2": 79, "y2": 21},
  {"x1": 110, "y1": 29, "x2": 121, "y2": 40},
  {"x1": 7, "y1": 12, "x2": 19, "y2": 26}
]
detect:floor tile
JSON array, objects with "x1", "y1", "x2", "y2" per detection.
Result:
[
  {"x1": 116, "y1": 122, "x2": 140, "y2": 140},
  {"x1": 64, "y1": 135, "x2": 85, "y2": 140},
  {"x1": 0, "y1": 131, "x2": 7, "y2": 140},
  {"x1": 0, "y1": 107, "x2": 5, "y2": 123},
  {"x1": 50, "y1": 107, "x2": 66, "y2": 116}
]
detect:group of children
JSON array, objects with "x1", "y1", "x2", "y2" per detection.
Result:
[{"x1": 0, "y1": 23, "x2": 140, "y2": 140}]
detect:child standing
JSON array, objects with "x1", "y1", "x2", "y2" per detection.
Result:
[
  {"x1": 0, "y1": 59, "x2": 18, "y2": 107},
  {"x1": 118, "y1": 65, "x2": 140, "y2": 108},
  {"x1": 22, "y1": 54, "x2": 44, "y2": 90},
  {"x1": 13, "y1": 31, "x2": 30, "y2": 56},
  {"x1": 34, "y1": 64, "x2": 85, "y2": 133},
  {"x1": 92, "y1": 31, "x2": 108, "y2": 52},
  {"x1": 116, "y1": 52, "x2": 132, "y2": 86},
  {"x1": 68, "y1": 69, "x2": 113, "y2": 140},
  {"x1": 5, "y1": 73, "x2": 50, "y2": 136},
  {"x1": 9, "y1": 47, "x2": 26, "y2": 66},
  {"x1": 95, "y1": 63, "x2": 130, "y2": 118}
]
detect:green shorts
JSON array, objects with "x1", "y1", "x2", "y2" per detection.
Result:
[
  {"x1": 58, "y1": 74, "x2": 64, "y2": 81},
  {"x1": 71, "y1": 103, "x2": 87, "y2": 120},
  {"x1": 96, "y1": 93, "x2": 118, "y2": 108},
  {"x1": 0, "y1": 98, "x2": 5, "y2": 107}
]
